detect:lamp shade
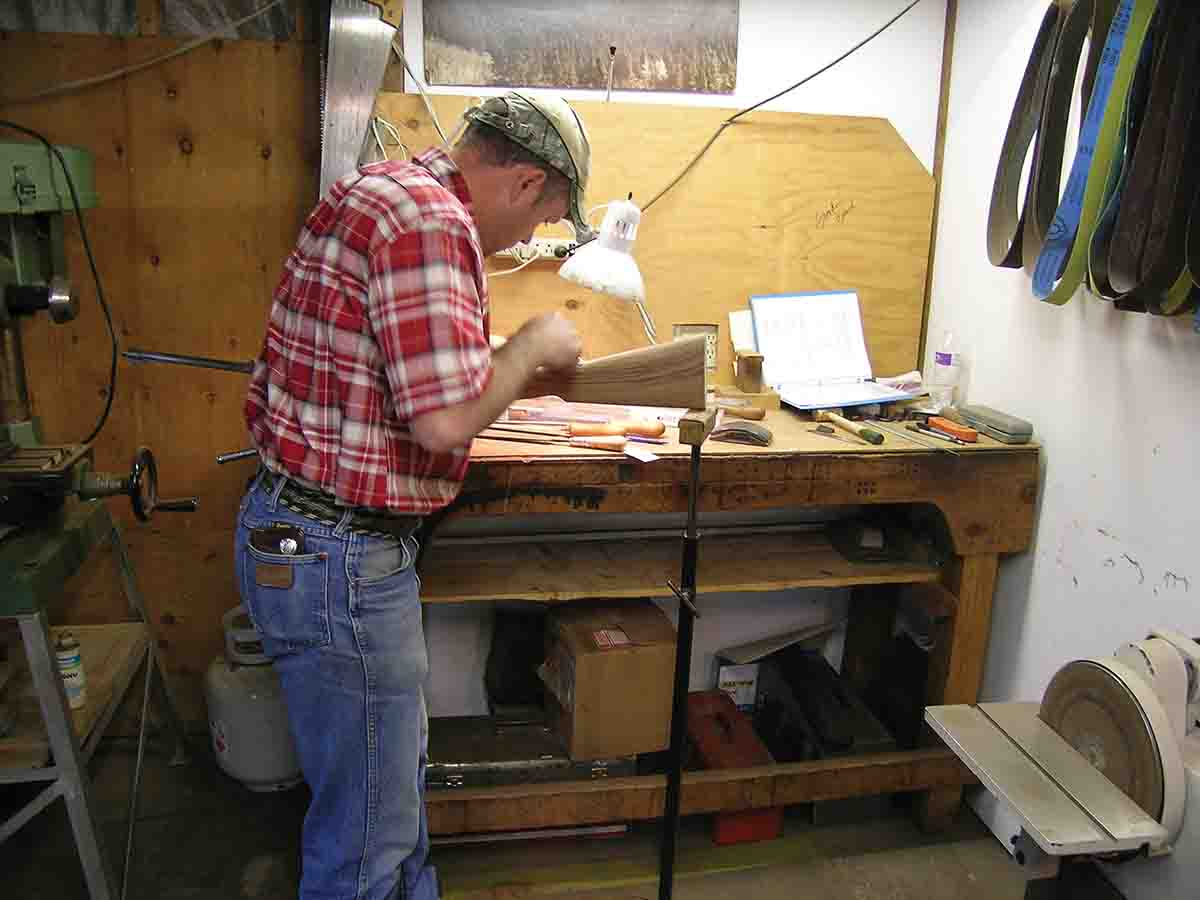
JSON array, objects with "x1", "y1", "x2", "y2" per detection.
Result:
[{"x1": 558, "y1": 199, "x2": 645, "y2": 303}]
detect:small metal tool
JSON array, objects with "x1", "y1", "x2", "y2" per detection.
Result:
[
  {"x1": 870, "y1": 420, "x2": 960, "y2": 456},
  {"x1": 809, "y1": 424, "x2": 861, "y2": 445}
]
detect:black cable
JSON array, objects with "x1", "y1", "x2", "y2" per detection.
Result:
[
  {"x1": 1, "y1": 120, "x2": 117, "y2": 446},
  {"x1": 642, "y1": 0, "x2": 924, "y2": 212}
]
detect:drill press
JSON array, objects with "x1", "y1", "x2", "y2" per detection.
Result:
[{"x1": 0, "y1": 139, "x2": 193, "y2": 530}]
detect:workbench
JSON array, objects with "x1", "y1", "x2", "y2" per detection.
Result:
[{"x1": 418, "y1": 409, "x2": 1040, "y2": 836}]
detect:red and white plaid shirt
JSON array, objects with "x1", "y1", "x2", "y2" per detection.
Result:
[{"x1": 245, "y1": 150, "x2": 492, "y2": 514}]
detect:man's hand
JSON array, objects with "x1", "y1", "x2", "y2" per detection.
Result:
[
  {"x1": 409, "y1": 312, "x2": 581, "y2": 453},
  {"x1": 521, "y1": 312, "x2": 581, "y2": 371}
]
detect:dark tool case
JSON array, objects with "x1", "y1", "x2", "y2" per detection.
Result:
[{"x1": 425, "y1": 716, "x2": 636, "y2": 790}]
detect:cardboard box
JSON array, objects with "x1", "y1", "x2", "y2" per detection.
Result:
[
  {"x1": 713, "y1": 619, "x2": 840, "y2": 712},
  {"x1": 539, "y1": 600, "x2": 676, "y2": 760}
]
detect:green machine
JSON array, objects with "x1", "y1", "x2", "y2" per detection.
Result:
[
  {"x1": 0, "y1": 140, "x2": 195, "y2": 528},
  {"x1": 0, "y1": 137, "x2": 192, "y2": 900}
]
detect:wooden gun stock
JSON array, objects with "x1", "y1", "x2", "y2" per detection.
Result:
[{"x1": 522, "y1": 335, "x2": 707, "y2": 409}]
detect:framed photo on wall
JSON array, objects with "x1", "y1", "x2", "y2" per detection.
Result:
[{"x1": 422, "y1": 0, "x2": 738, "y2": 93}]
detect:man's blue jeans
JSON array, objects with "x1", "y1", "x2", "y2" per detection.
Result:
[{"x1": 236, "y1": 471, "x2": 438, "y2": 900}]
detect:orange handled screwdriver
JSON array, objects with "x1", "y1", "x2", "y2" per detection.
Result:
[
  {"x1": 568, "y1": 435, "x2": 629, "y2": 451},
  {"x1": 927, "y1": 416, "x2": 978, "y2": 443},
  {"x1": 569, "y1": 420, "x2": 666, "y2": 438}
]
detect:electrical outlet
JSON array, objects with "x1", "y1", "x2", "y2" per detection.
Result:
[{"x1": 673, "y1": 323, "x2": 719, "y2": 372}]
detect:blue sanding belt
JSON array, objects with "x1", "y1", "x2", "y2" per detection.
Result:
[{"x1": 1033, "y1": 0, "x2": 1158, "y2": 305}]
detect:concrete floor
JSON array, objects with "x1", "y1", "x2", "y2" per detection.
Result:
[{"x1": 0, "y1": 737, "x2": 1028, "y2": 899}]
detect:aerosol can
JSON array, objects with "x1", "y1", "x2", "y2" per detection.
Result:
[{"x1": 205, "y1": 606, "x2": 301, "y2": 791}]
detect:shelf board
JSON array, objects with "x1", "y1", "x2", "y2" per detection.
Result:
[
  {"x1": 420, "y1": 531, "x2": 939, "y2": 604},
  {"x1": 426, "y1": 747, "x2": 974, "y2": 835},
  {"x1": 0, "y1": 623, "x2": 148, "y2": 770}
]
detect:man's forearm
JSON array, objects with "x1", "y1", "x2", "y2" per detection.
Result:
[{"x1": 409, "y1": 331, "x2": 541, "y2": 453}]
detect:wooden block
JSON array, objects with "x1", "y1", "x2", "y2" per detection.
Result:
[
  {"x1": 710, "y1": 385, "x2": 782, "y2": 410},
  {"x1": 678, "y1": 408, "x2": 718, "y2": 446},
  {"x1": 734, "y1": 351, "x2": 764, "y2": 393}
]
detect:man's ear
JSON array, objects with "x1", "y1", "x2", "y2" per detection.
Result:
[{"x1": 512, "y1": 165, "x2": 548, "y2": 204}]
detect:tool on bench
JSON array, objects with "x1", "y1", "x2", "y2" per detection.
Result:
[
  {"x1": 710, "y1": 413, "x2": 772, "y2": 446},
  {"x1": 927, "y1": 416, "x2": 977, "y2": 442},
  {"x1": 814, "y1": 410, "x2": 884, "y2": 445},
  {"x1": 484, "y1": 421, "x2": 667, "y2": 444},
  {"x1": 945, "y1": 404, "x2": 1034, "y2": 444},
  {"x1": 476, "y1": 429, "x2": 629, "y2": 453},
  {"x1": 907, "y1": 422, "x2": 969, "y2": 446},
  {"x1": 809, "y1": 424, "x2": 861, "y2": 446},
  {"x1": 709, "y1": 396, "x2": 767, "y2": 420},
  {"x1": 569, "y1": 419, "x2": 666, "y2": 438},
  {"x1": 870, "y1": 420, "x2": 959, "y2": 456}
]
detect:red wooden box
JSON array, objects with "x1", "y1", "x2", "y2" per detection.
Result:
[{"x1": 687, "y1": 691, "x2": 783, "y2": 845}]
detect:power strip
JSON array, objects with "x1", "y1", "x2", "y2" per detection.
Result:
[{"x1": 498, "y1": 237, "x2": 577, "y2": 263}]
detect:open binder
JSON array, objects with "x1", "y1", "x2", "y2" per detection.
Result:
[{"x1": 747, "y1": 291, "x2": 911, "y2": 411}]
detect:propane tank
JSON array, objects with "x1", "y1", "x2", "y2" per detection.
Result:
[{"x1": 205, "y1": 606, "x2": 301, "y2": 792}]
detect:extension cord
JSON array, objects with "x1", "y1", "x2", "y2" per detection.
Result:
[{"x1": 498, "y1": 237, "x2": 577, "y2": 263}]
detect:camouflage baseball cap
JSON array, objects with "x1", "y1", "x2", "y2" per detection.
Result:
[{"x1": 463, "y1": 92, "x2": 593, "y2": 240}]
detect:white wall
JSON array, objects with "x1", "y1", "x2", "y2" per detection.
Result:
[
  {"x1": 931, "y1": 0, "x2": 1200, "y2": 706},
  {"x1": 417, "y1": 0, "x2": 949, "y2": 717},
  {"x1": 402, "y1": 0, "x2": 947, "y2": 172}
]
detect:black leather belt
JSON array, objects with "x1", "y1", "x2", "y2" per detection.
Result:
[{"x1": 258, "y1": 469, "x2": 422, "y2": 540}]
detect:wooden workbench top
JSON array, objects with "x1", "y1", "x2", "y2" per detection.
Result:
[
  {"x1": 456, "y1": 409, "x2": 1039, "y2": 556},
  {"x1": 470, "y1": 408, "x2": 1036, "y2": 462}
]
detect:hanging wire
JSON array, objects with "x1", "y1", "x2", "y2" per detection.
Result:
[{"x1": 642, "y1": 0, "x2": 924, "y2": 212}]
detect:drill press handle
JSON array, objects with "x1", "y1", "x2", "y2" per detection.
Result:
[
  {"x1": 4, "y1": 276, "x2": 78, "y2": 324},
  {"x1": 79, "y1": 446, "x2": 198, "y2": 521}
]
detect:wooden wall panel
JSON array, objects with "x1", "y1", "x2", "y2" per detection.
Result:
[
  {"x1": 375, "y1": 95, "x2": 935, "y2": 378},
  {"x1": 3, "y1": 37, "x2": 930, "y2": 723},
  {"x1": 1, "y1": 32, "x2": 315, "y2": 724}
]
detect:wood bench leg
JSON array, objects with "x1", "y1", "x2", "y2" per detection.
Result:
[{"x1": 917, "y1": 553, "x2": 999, "y2": 831}]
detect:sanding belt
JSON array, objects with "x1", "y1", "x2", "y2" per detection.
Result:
[{"x1": 987, "y1": 0, "x2": 1200, "y2": 313}]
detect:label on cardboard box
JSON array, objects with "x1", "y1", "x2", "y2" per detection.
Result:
[
  {"x1": 592, "y1": 627, "x2": 631, "y2": 649},
  {"x1": 717, "y1": 663, "x2": 759, "y2": 711}
]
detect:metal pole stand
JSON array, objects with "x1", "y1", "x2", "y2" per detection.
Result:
[{"x1": 658, "y1": 408, "x2": 717, "y2": 900}]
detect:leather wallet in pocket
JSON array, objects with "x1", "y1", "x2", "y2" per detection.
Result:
[{"x1": 249, "y1": 524, "x2": 306, "y2": 556}]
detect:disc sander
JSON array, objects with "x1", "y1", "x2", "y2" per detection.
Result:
[{"x1": 1039, "y1": 659, "x2": 1164, "y2": 820}]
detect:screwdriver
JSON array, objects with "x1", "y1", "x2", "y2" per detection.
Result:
[{"x1": 569, "y1": 420, "x2": 666, "y2": 438}]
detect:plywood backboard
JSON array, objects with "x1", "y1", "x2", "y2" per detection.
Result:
[{"x1": 376, "y1": 94, "x2": 935, "y2": 379}]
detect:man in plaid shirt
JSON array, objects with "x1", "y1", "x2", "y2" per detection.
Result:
[{"x1": 237, "y1": 93, "x2": 591, "y2": 900}]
